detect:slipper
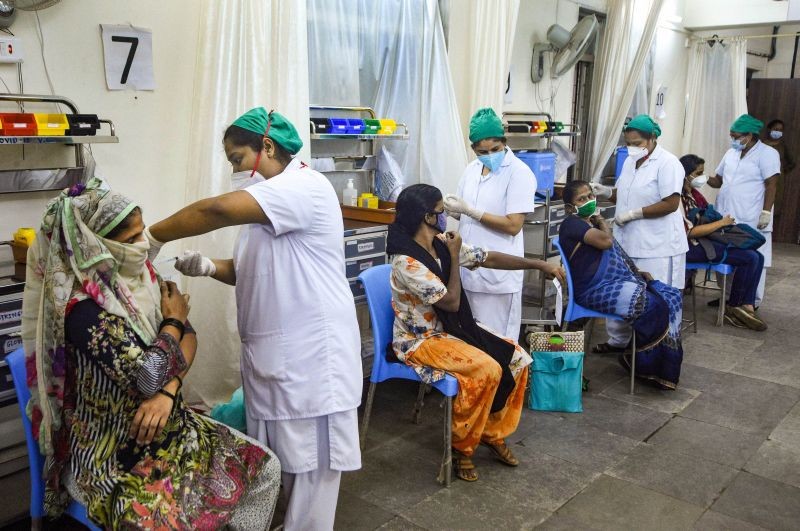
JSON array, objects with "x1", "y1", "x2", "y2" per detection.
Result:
[{"x1": 481, "y1": 441, "x2": 519, "y2": 467}]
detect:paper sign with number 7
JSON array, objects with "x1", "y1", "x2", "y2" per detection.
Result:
[{"x1": 101, "y1": 24, "x2": 155, "y2": 90}]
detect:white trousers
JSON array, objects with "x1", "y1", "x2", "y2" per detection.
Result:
[
  {"x1": 464, "y1": 289, "x2": 522, "y2": 340},
  {"x1": 246, "y1": 410, "x2": 360, "y2": 531},
  {"x1": 606, "y1": 254, "x2": 685, "y2": 348}
]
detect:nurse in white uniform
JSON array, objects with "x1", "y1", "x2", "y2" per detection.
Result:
[
  {"x1": 145, "y1": 108, "x2": 362, "y2": 531},
  {"x1": 708, "y1": 114, "x2": 780, "y2": 307},
  {"x1": 443, "y1": 108, "x2": 537, "y2": 339},
  {"x1": 592, "y1": 114, "x2": 687, "y2": 353}
]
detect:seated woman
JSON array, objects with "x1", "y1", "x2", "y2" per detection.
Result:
[
  {"x1": 679, "y1": 154, "x2": 767, "y2": 331},
  {"x1": 558, "y1": 180, "x2": 684, "y2": 390},
  {"x1": 21, "y1": 179, "x2": 280, "y2": 530},
  {"x1": 387, "y1": 184, "x2": 564, "y2": 482}
]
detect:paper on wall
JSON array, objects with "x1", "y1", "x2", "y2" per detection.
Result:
[{"x1": 101, "y1": 24, "x2": 156, "y2": 90}]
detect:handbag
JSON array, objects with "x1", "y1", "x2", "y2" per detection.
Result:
[
  {"x1": 688, "y1": 204, "x2": 766, "y2": 259},
  {"x1": 526, "y1": 331, "x2": 584, "y2": 413}
]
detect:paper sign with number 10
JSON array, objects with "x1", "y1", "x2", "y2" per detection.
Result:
[{"x1": 101, "y1": 24, "x2": 155, "y2": 90}]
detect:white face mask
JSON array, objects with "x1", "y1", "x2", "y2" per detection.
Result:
[
  {"x1": 689, "y1": 174, "x2": 708, "y2": 189},
  {"x1": 231, "y1": 170, "x2": 264, "y2": 190},
  {"x1": 627, "y1": 146, "x2": 648, "y2": 161},
  {"x1": 770, "y1": 130, "x2": 783, "y2": 140}
]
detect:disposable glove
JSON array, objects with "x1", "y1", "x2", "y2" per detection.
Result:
[
  {"x1": 757, "y1": 210, "x2": 771, "y2": 230},
  {"x1": 444, "y1": 194, "x2": 484, "y2": 221},
  {"x1": 614, "y1": 208, "x2": 644, "y2": 226},
  {"x1": 175, "y1": 250, "x2": 217, "y2": 277},
  {"x1": 590, "y1": 182, "x2": 613, "y2": 199}
]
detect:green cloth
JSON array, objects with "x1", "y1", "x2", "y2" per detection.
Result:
[
  {"x1": 625, "y1": 114, "x2": 662, "y2": 138},
  {"x1": 469, "y1": 107, "x2": 505, "y2": 143},
  {"x1": 232, "y1": 107, "x2": 303, "y2": 155},
  {"x1": 730, "y1": 114, "x2": 764, "y2": 135}
]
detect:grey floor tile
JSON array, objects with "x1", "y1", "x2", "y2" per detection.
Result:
[
  {"x1": 681, "y1": 332, "x2": 763, "y2": 372},
  {"x1": 562, "y1": 394, "x2": 673, "y2": 442},
  {"x1": 334, "y1": 490, "x2": 398, "y2": 531},
  {"x1": 769, "y1": 400, "x2": 800, "y2": 450},
  {"x1": 678, "y1": 371, "x2": 800, "y2": 436},
  {"x1": 744, "y1": 440, "x2": 800, "y2": 489},
  {"x1": 515, "y1": 420, "x2": 639, "y2": 472},
  {"x1": 712, "y1": 471, "x2": 800, "y2": 531},
  {"x1": 0, "y1": 469, "x2": 28, "y2": 525},
  {"x1": 692, "y1": 510, "x2": 768, "y2": 530},
  {"x1": 647, "y1": 416, "x2": 764, "y2": 469},
  {"x1": 375, "y1": 516, "x2": 428, "y2": 530},
  {"x1": 536, "y1": 513, "x2": 604, "y2": 530},
  {"x1": 600, "y1": 378, "x2": 701, "y2": 414},
  {"x1": 553, "y1": 475, "x2": 705, "y2": 530},
  {"x1": 471, "y1": 446, "x2": 599, "y2": 512},
  {"x1": 400, "y1": 480, "x2": 550, "y2": 531},
  {"x1": 729, "y1": 348, "x2": 800, "y2": 389},
  {"x1": 607, "y1": 443, "x2": 738, "y2": 508}
]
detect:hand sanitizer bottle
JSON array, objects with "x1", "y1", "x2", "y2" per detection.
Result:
[{"x1": 343, "y1": 178, "x2": 358, "y2": 206}]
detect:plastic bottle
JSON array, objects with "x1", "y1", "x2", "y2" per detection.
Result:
[{"x1": 343, "y1": 179, "x2": 358, "y2": 206}]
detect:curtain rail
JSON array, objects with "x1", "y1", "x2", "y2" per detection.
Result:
[{"x1": 694, "y1": 31, "x2": 800, "y2": 42}]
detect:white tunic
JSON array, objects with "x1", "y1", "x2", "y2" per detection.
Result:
[
  {"x1": 715, "y1": 140, "x2": 780, "y2": 267},
  {"x1": 614, "y1": 144, "x2": 688, "y2": 259},
  {"x1": 457, "y1": 148, "x2": 537, "y2": 294},
  {"x1": 234, "y1": 158, "x2": 363, "y2": 421}
]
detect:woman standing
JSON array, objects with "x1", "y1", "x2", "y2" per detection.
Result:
[
  {"x1": 144, "y1": 108, "x2": 362, "y2": 530},
  {"x1": 591, "y1": 115, "x2": 687, "y2": 354},
  {"x1": 443, "y1": 108, "x2": 537, "y2": 339}
]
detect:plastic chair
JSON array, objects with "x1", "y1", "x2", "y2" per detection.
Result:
[
  {"x1": 357, "y1": 264, "x2": 459, "y2": 487},
  {"x1": 553, "y1": 238, "x2": 637, "y2": 395},
  {"x1": 685, "y1": 262, "x2": 735, "y2": 331},
  {"x1": 6, "y1": 348, "x2": 101, "y2": 531}
]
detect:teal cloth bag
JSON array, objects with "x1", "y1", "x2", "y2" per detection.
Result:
[
  {"x1": 530, "y1": 351, "x2": 584, "y2": 413},
  {"x1": 210, "y1": 386, "x2": 247, "y2": 433}
]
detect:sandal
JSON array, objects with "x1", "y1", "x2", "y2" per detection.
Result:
[
  {"x1": 452, "y1": 450, "x2": 478, "y2": 482},
  {"x1": 593, "y1": 342, "x2": 626, "y2": 354},
  {"x1": 481, "y1": 441, "x2": 520, "y2": 467}
]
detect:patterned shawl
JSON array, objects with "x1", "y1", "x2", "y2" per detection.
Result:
[{"x1": 21, "y1": 178, "x2": 162, "y2": 460}]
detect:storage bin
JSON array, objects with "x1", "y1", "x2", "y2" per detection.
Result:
[
  {"x1": 0, "y1": 113, "x2": 36, "y2": 136},
  {"x1": 34, "y1": 113, "x2": 69, "y2": 136},
  {"x1": 346, "y1": 119, "x2": 365, "y2": 135},
  {"x1": 615, "y1": 146, "x2": 628, "y2": 181},
  {"x1": 378, "y1": 119, "x2": 396, "y2": 135},
  {"x1": 66, "y1": 114, "x2": 100, "y2": 136},
  {"x1": 506, "y1": 121, "x2": 530, "y2": 133},
  {"x1": 364, "y1": 119, "x2": 381, "y2": 135},
  {"x1": 329, "y1": 118, "x2": 349, "y2": 134},
  {"x1": 516, "y1": 150, "x2": 556, "y2": 196},
  {"x1": 309, "y1": 118, "x2": 330, "y2": 134}
]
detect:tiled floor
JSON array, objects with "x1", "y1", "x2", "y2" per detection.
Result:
[{"x1": 2, "y1": 243, "x2": 799, "y2": 530}]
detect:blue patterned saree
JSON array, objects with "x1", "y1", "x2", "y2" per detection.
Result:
[{"x1": 576, "y1": 241, "x2": 683, "y2": 389}]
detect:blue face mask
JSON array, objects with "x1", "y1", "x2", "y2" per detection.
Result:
[
  {"x1": 730, "y1": 137, "x2": 747, "y2": 151},
  {"x1": 478, "y1": 150, "x2": 505, "y2": 172}
]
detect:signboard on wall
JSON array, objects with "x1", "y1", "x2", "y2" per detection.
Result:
[
  {"x1": 655, "y1": 85, "x2": 668, "y2": 119},
  {"x1": 101, "y1": 24, "x2": 155, "y2": 90}
]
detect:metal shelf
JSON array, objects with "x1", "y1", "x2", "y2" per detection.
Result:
[
  {"x1": 0, "y1": 135, "x2": 118, "y2": 145},
  {"x1": 504, "y1": 132, "x2": 580, "y2": 138},
  {"x1": 310, "y1": 133, "x2": 409, "y2": 140}
]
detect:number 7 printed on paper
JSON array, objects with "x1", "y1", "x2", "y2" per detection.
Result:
[{"x1": 101, "y1": 24, "x2": 156, "y2": 91}]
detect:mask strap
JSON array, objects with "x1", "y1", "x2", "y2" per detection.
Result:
[{"x1": 250, "y1": 109, "x2": 275, "y2": 178}]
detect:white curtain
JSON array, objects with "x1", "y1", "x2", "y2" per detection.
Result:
[
  {"x1": 585, "y1": 0, "x2": 665, "y2": 182},
  {"x1": 448, "y1": 0, "x2": 520, "y2": 151},
  {"x1": 307, "y1": 0, "x2": 466, "y2": 194},
  {"x1": 681, "y1": 38, "x2": 748, "y2": 189},
  {"x1": 181, "y1": 0, "x2": 309, "y2": 406}
]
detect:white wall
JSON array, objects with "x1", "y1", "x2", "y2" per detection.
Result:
[
  {"x1": 0, "y1": 1, "x2": 200, "y2": 265},
  {"x1": 685, "y1": 0, "x2": 791, "y2": 30}
]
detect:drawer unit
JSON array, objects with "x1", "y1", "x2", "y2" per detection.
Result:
[
  {"x1": 345, "y1": 254, "x2": 387, "y2": 280},
  {"x1": 349, "y1": 278, "x2": 366, "y2": 301},
  {"x1": 344, "y1": 232, "x2": 386, "y2": 260},
  {"x1": 0, "y1": 298, "x2": 22, "y2": 329},
  {"x1": 0, "y1": 361, "x2": 13, "y2": 406},
  {"x1": 0, "y1": 333, "x2": 21, "y2": 357}
]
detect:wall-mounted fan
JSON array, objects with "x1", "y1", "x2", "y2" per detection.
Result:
[
  {"x1": 531, "y1": 15, "x2": 598, "y2": 83},
  {"x1": 0, "y1": 0, "x2": 61, "y2": 28}
]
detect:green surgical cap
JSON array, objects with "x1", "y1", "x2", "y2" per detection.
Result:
[
  {"x1": 624, "y1": 114, "x2": 662, "y2": 138},
  {"x1": 730, "y1": 114, "x2": 763, "y2": 135},
  {"x1": 231, "y1": 107, "x2": 303, "y2": 155},
  {"x1": 469, "y1": 107, "x2": 505, "y2": 143}
]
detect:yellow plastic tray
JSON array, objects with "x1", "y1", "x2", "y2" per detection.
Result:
[{"x1": 33, "y1": 113, "x2": 69, "y2": 136}]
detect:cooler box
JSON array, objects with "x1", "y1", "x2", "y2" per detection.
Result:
[
  {"x1": 516, "y1": 150, "x2": 556, "y2": 197},
  {"x1": 0, "y1": 113, "x2": 36, "y2": 136},
  {"x1": 615, "y1": 146, "x2": 628, "y2": 181},
  {"x1": 34, "y1": 113, "x2": 69, "y2": 136}
]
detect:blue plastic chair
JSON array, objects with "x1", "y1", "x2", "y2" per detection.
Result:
[
  {"x1": 6, "y1": 348, "x2": 101, "y2": 531},
  {"x1": 685, "y1": 262, "x2": 735, "y2": 330},
  {"x1": 357, "y1": 264, "x2": 459, "y2": 486},
  {"x1": 553, "y1": 238, "x2": 637, "y2": 394}
]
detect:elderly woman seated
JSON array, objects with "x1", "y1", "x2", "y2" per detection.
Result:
[
  {"x1": 680, "y1": 154, "x2": 767, "y2": 331},
  {"x1": 558, "y1": 180, "x2": 684, "y2": 390},
  {"x1": 21, "y1": 179, "x2": 280, "y2": 529},
  {"x1": 386, "y1": 184, "x2": 564, "y2": 482}
]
